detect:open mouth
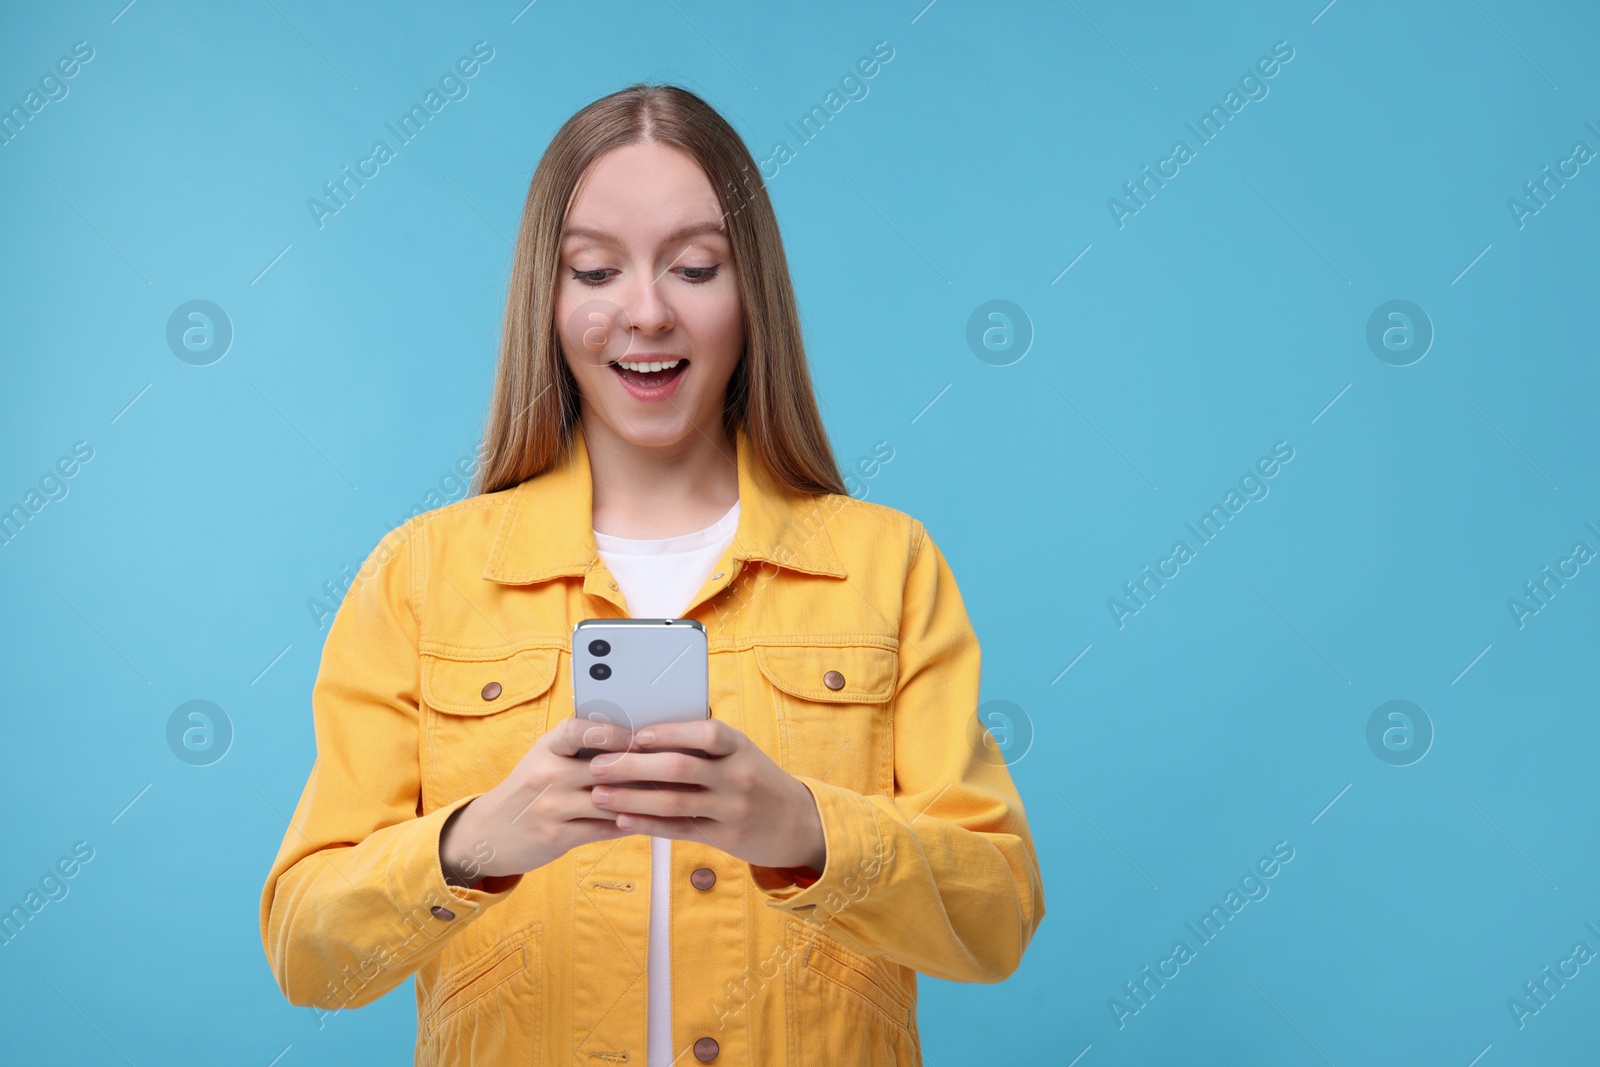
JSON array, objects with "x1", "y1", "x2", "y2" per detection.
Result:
[{"x1": 609, "y1": 357, "x2": 689, "y2": 398}]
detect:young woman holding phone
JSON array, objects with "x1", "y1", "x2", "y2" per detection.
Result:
[{"x1": 260, "y1": 84, "x2": 1044, "y2": 1066}]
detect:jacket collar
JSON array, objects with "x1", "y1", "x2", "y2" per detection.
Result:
[{"x1": 482, "y1": 420, "x2": 847, "y2": 585}]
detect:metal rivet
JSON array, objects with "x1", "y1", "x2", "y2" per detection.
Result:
[
  {"x1": 609, "y1": 581, "x2": 619, "y2": 590},
  {"x1": 712, "y1": 572, "x2": 724, "y2": 580},
  {"x1": 481, "y1": 681, "x2": 502, "y2": 701},
  {"x1": 823, "y1": 670, "x2": 845, "y2": 691},
  {"x1": 690, "y1": 866, "x2": 716, "y2": 891},
  {"x1": 693, "y1": 1036, "x2": 720, "y2": 1063}
]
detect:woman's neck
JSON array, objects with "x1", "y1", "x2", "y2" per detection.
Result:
[{"x1": 584, "y1": 413, "x2": 740, "y2": 539}]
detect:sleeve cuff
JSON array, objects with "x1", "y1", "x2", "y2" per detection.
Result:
[
  {"x1": 387, "y1": 794, "x2": 522, "y2": 928},
  {"x1": 750, "y1": 776, "x2": 887, "y2": 921}
]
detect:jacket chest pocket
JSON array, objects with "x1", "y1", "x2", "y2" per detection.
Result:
[
  {"x1": 420, "y1": 645, "x2": 561, "y2": 812},
  {"x1": 754, "y1": 641, "x2": 897, "y2": 796}
]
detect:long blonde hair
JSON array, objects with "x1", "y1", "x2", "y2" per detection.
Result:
[{"x1": 474, "y1": 83, "x2": 845, "y2": 498}]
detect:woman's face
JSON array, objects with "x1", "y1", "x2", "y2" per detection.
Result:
[{"x1": 555, "y1": 141, "x2": 744, "y2": 450}]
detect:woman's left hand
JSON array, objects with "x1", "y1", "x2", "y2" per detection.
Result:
[{"x1": 587, "y1": 717, "x2": 827, "y2": 872}]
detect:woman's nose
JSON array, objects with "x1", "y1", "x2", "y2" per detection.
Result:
[{"x1": 622, "y1": 271, "x2": 674, "y2": 335}]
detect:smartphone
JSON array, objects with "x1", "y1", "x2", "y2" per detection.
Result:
[{"x1": 572, "y1": 619, "x2": 709, "y2": 758}]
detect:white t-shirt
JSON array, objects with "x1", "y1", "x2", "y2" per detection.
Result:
[{"x1": 593, "y1": 499, "x2": 740, "y2": 1067}]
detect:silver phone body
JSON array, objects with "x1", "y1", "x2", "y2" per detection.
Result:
[{"x1": 572, "y1": 618, "x2": 709, "y2": 734}]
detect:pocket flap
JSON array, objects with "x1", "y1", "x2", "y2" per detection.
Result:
[
  {"x1": 421, "y1": 646, "x2": 560, "y2": 716},
  {"x1": 754, "y1": 643, "x2": 897, "y2": 703}
]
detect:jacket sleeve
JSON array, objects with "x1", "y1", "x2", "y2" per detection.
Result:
[
  {"x1": 258, "y1": 518, "x2": 520, "y2": 1011},
  {"x1": 750, "y1": 520, "x2": 1046, "y2": 982}
]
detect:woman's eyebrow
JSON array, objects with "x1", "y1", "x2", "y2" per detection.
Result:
[{"x1": 561, "y1": 220, "x2": 728, "y2": 245}]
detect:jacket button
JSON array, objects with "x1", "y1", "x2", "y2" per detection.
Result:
[
  {"x1": 690, "y1": 866, "x2": 716, "y2": 891},
  {"x1": 693, "y1": 1036, "x2": 719, "y2": 1062},
  {"x1": 430, "y1": 906, "x2": 456, "y2": 921},
  {"x1": 481, "y1": 681, "x2": 502, "y2": 701},
  {"x1": 823, "y1": 670, "x2": 845, "y2": 691}
]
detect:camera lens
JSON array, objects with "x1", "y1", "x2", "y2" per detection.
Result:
[
  {"x1": 589, "y1": 639, "x2": 611, "y2": 657},
  {"x1": 589, "y1": 662, "x2": 611, "y2": 681}
]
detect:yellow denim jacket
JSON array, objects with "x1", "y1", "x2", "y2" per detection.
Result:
[{"x1": 259, "y1": 422, "x2": 1045, "y2": 1066}]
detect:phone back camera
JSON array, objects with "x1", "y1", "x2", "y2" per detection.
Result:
[
  {"x1": 588, "y1": 639, "x2": 611, "y2": 656},
  {"x1": 589, "y1": 662, "x2": 612, "y2": 681}
]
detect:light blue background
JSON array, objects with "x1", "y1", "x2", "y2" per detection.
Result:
[{"x1": 3, "y1": 1, "x2": 1597, "y2": 1064}]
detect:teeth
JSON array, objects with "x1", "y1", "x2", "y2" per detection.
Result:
[{"x1": 615, "y1": 358, "x2": 682, "y2": 373}]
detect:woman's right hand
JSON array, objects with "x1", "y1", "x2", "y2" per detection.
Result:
[{"x1": 438, "y1": 716, "x2": 636, "y2": 887}]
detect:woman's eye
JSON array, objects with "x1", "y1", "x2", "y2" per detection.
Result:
[{"x1": 569, "y1": 264, "x2": 721, "y2": 286}]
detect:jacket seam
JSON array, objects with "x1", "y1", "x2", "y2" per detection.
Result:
[
  {"x1": 422, "y1": 916, "x2": 541, "y2": 1031},
  {"x1": 804, "y1": 941, "x2": 914, "y2": 1032},
  {"x1": 412, "y1": 515, "x2": 425, "y2": 646},
  {"x1": 711, "y1": 633, "x2": 900, "y2": 652},
  {"x1": 891, "y1": 520, "x2": 925, "y2": 789},
  {"x1": 413, "y1": 517, "x2": 432, "y2": 812},
  {"x1": 431, "y1": 496, "x2": 508, "y2": 513},
  {"x1": 273, "y1": 865, "x2": 316, "y2": 1003},
  {"x1": 424, "y1": 941, "x2": 522, "y2": 1034},
  {"x1": 419, "y1": 639, "x2": 570, "y2": 658}
]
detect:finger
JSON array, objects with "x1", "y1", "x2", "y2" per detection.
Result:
[
  {"x1": 589, "y1": 750, "x2": 710, "y2": 785},
  {"x1": 611, "y1": 814, "x2": 724, "y2": 841},
  {"x1": 633, "y1": 717, "x2": 740, "y2": 757},
  {"x1": 564, "y1": 817, "x2": 633, "y2": 847},
  {"x1": 546, "y1": 715, "x2": 635, "y2": 757},
  {"x1": 559, "y1": 789, "x2": 632, "y2": 824},
  {"x1": 520, "y1": 777, "x2": 637, "y2": 824},
  {"x1": 592, "y1": 783, "x2": 710, "y2": 820},
  {"x1": 503, "y1": 771, "x2": 616, "y2": 826}
]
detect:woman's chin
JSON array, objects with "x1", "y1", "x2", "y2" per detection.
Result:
[{"x1": 589, "y1": 408, "x2": 708, "y2": 452}]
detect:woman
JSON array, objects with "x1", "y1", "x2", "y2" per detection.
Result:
[{"x1": 260, "y1": 83, "x2": 1044, "y2": 1066}]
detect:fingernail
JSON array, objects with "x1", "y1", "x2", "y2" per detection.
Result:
[
  {"x1": 616, "y1": 814, "x2": 634, "y2": 829},
  {"x1": 592, "y1": 787, "x2": 611, "y2": 804},
  {"x1": 637, "y1": 730, "x2": 656, "y2": 745}
]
